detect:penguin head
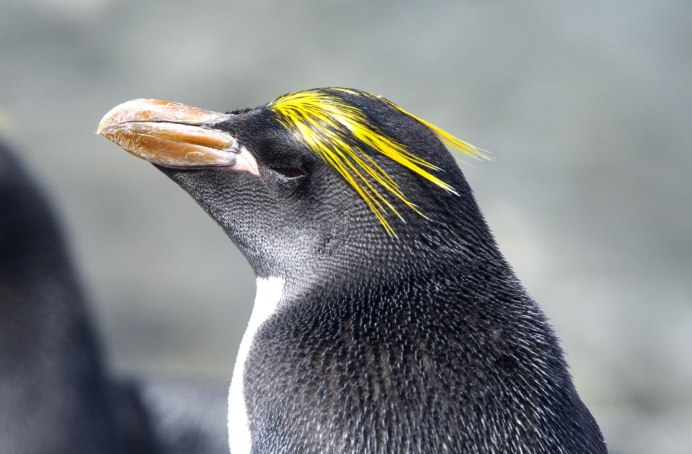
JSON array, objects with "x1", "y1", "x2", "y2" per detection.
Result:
[{"x1": 98, "y1": 88, "x2": 491, "y2": 282}]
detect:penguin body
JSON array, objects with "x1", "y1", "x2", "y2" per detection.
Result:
[{"x1": 99, "y1": 88, "x2": 608, "y2": 453}]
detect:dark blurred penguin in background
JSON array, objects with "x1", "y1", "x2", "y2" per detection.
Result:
[
  {"x1": 0, "y1": 140, "x2": 139, "y2": 453},
  {"x1": 0, "y1": 140, "x2": 228, "y2": 454}
]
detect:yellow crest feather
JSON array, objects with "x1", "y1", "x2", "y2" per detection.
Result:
[{"x1": 269, "y1": 88, "x2": 487, "y2": 236}]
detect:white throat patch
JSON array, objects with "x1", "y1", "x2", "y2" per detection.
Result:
[{"x1": 228, "y1": 276, "x2": 284, "y2": 454}]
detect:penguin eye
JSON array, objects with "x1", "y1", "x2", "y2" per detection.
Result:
[{"x1": 272, "y1": 167, "x2": 306, "y2": 180}]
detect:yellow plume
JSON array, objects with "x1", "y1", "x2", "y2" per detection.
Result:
[{"x1": 269, "y1": 88, "x2": 487, "y2": 236}]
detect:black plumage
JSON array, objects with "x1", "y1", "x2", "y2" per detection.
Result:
[{"x1": 99, "y1": 88, "x2": 607, "y2": 453}]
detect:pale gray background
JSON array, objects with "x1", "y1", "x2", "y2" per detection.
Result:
[{"x1": 1, "y1": 1, "x2": 690, "y2": 452}]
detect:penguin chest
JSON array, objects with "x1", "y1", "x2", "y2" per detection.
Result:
[
  {"x1": 228, "y1": 277, "x2": 284, "y2": 454},
  {"x1": 238, "y1": 298, "x2": 455, "y2": 453}
]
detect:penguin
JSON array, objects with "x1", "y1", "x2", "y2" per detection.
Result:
[
  {"x1": 0, "y1": 140, "x2": 140, "y2": 454},
  {"x1": 98, "y1": 88, "x2": 608, "y2": 453},
  {"x1": 0, "y1": 140, "x2": 228, "y2": 454}
]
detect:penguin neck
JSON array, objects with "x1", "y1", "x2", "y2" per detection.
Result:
[{"x1": 278, "y1": 226, "x2": 507, "y2": 307}]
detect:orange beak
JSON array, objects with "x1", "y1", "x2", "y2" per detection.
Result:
[{"x1": 97, "y1": 99, "x2": 259, "y2": 175}]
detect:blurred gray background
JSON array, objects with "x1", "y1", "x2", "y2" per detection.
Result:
[{"x1": 1, "y1": 1, "x2": 690, "y2": 452}]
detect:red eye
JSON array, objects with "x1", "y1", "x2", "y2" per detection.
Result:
[{"x1": 273, "y1": 167, "x2": 306, "y2": 179}]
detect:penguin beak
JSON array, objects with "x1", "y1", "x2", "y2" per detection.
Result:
[{"x1": 97, "y1": 99, "x2": 259, "y2": 176}]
